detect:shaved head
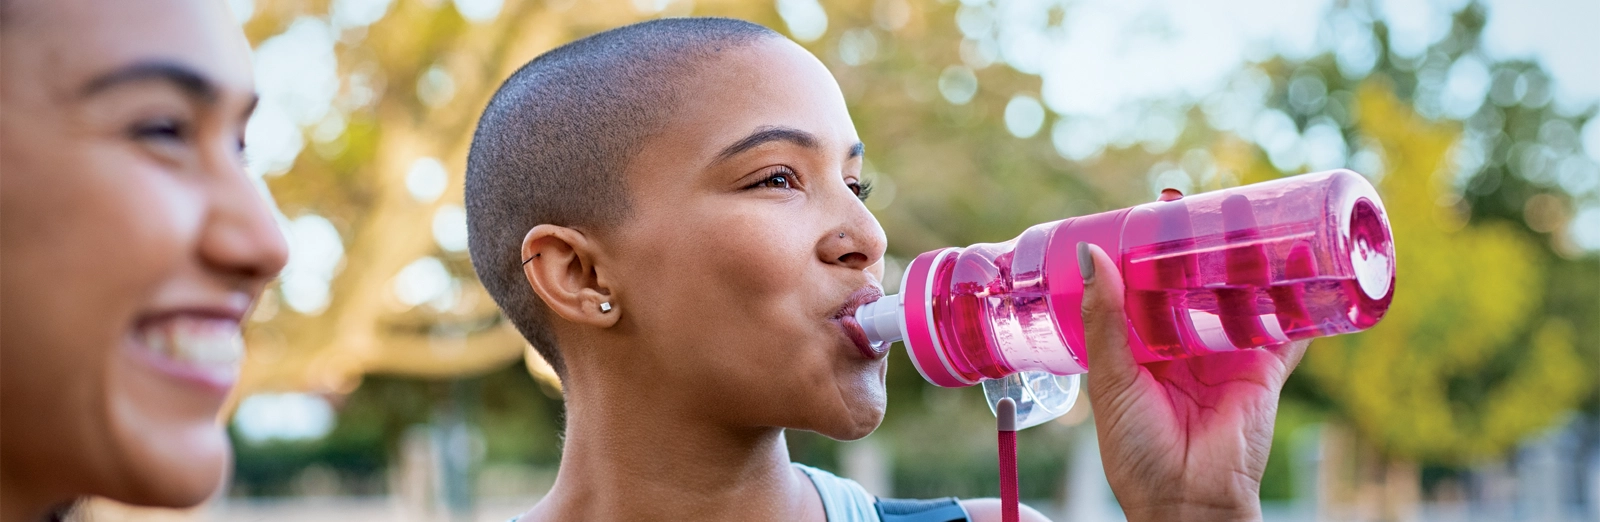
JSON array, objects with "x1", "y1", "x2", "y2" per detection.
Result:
[{"x1": 466, "y1": 17, "x2": 780, "y2": 376}]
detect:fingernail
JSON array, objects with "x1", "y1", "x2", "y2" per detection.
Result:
[{"x1": 1077, "y1": 242, "x2": 1095, "y2": 282}]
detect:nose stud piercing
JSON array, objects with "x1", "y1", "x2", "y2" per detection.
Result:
[
  {"x1": 599, "y1": 302, "x2": 613, "y2": 313},
  {"x1": 838, "y1": 232, "x2": 846, "y2": 239}
]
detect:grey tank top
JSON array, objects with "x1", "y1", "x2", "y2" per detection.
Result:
[
  {"x1": 794, "y1": 463, "x2": 880, "y2": 521},
  {"x1": 794, "y1": 463, "x2": 970, "y2": 522},
  {"x1": 510, "y1": 464, "x2": 967, "y2": 522}
]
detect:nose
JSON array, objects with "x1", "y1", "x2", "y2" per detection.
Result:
[
  {"x1": 818, "y1": 188, "x2": 887, "y2": 273},
  {"x1": 199, "y1": 162, "x2": 289, "y2": 285}
]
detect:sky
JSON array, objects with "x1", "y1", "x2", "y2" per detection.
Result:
[
  {"x1": 960, "y1": 0, "x2": 1600, "y2": 118},
  {"x1": 1477, "y1": 0, "x2": 1599, "y2": 107}
]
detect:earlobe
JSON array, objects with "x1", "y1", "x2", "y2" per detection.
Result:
[{"x1": 519, "y1": 224, "x2": 620, "y2": 328}]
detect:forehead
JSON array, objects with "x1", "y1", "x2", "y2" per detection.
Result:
[
  {"x1": 639, "y1": 38, "x2": 858, "y2": 169},
  {"x1": 8, "y1": 0, "x2": 253, "y2": 97}
]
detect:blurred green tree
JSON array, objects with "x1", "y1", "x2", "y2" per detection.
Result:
[
  {"x1": 229, "y1": 0, "x2": 1596, "y2": 508},
  {"x1": 1302, "y1": 82, "x2": 1586, "y2": 464},
  {"x1": 1195, "y1": 3, "x2": 1597, "y2": 515}
]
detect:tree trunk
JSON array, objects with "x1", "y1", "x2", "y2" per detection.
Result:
[{"x1": 1316, "y1": 421, "x2": 1420, "y2": 522}]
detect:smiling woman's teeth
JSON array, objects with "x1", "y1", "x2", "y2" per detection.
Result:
[{"x1": 136, "y1": 318, "x2": 244, "y2": 376}]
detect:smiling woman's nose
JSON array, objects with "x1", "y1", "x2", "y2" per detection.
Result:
[{"x1": 200, "y1": 172, "x2": 290, "y2": 283}]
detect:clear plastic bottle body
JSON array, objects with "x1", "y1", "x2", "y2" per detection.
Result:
[
  {"x1": 927, "y1": 222, "x2": 1083, "y2": 383},
  {"x1": 1119, "y1": 170, "x2": 1394, "y2": 361},
  {"x1": 875, "y1": 170, "x2": 1396, "y2": 387}
]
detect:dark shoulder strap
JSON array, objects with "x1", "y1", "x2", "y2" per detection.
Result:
[{"x1": 874, "y1": 497, "x2": 969, "y2": 522}]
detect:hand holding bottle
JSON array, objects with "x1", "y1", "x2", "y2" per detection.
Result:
[{"x1": 1078, "y1": 241, "x2": 1308, "y2": 522}]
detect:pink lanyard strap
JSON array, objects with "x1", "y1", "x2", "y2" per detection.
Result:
[{"x1": 996, "y1": 398, "x2": 1019, "y2": 522}]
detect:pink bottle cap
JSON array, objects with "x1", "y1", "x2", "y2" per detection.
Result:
[{"x1": 900, "y1": 248, "x2": 978, "y2": 388}]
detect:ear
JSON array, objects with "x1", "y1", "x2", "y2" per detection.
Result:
[{"x1": 519, "y1": 224, "x2": 619, "y2": 328}]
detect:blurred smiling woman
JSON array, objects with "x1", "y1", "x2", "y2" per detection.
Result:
[{"x1": 0, "y1": 0, "x2": 288, "y2": 520}]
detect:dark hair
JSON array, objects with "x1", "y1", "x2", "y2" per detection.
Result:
[{"x1": 465, "y1": 17, "x2": 780, "y2": 377}]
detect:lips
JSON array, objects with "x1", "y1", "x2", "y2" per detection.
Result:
[
  {"x1": 125, "y1": 312, "x2": 246, "y2": 394},
  {"x1": 834, "y1": 286, "x2": 887, "y2": 360}
]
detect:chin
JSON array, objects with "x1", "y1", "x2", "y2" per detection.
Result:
[
  {"x1": 823, "y1": 415, "x2": 883, "y2": 441},
  {"x1": 105, "y1": 392, "x2": 233, "y2": 508},
  {"x1": 116, "y1": 427, "x2": 231, "y2": 508},
  {"x1": 813, "y1": 365, "x2": 888, "y2": 441}
]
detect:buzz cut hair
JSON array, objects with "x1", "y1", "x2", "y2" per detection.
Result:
[{"x1": 466, "y1": 17, "x2": 781, "y2": 378}]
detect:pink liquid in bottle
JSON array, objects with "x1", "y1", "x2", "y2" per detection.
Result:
[{"x1": 855, "y1": 169, "x2": 1396, "y2": 387}]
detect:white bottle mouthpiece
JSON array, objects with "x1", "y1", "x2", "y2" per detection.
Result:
[{"x1": 855, "y1": 293, "x2": 905, "y2": 347}]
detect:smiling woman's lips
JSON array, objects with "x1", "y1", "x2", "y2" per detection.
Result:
[{"x1": 124, "y1": 312, "x2": 246, "y2": 396}]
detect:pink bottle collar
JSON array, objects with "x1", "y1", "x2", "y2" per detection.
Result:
[{"x1": 901, "y1": 248, "x2": 976, "y2": 388}]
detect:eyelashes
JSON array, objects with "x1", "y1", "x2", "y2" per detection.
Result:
[
  {"x1": 130, "y1": 117, "x2": 188, "y2": 143},
  {"x1": 850, "y1": 179, "x2": 874, "y2": 202},
  {"x1": 751, "y1": 165, "x2": 797, "y2": 190},
  {"x1": 748, "y1": 165, "x2": 874, "y2": 202}
]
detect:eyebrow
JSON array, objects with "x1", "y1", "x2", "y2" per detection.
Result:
[
  {"x1": 79, "y1": 61, "x2": 219, "y2": 104},
  {"x1": 714, "y1": 126, "x2": 867, "y2": 163},
  {"x1": 716, "y1": 126, "x2": 817, "y2": 162}
]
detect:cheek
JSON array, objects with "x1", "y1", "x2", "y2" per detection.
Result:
[
  {"x1": 2, "y1": 141, "x2": 201, "y2": 328},
  {"x1": 620, "y1": 199, "x2": 884, "y2": 431},
  {"x1": 0, "y1": 141, "x2": 207, "y2": 499},
  {"x1": 620, "y1": 203, "x2": 827, "y2": 386},
  {"x1": 714, "y1": 229, "x2": 813, "y2": 304},
  {"x1": 633, "y1": 204, "x2": 818, "y2": 336}
]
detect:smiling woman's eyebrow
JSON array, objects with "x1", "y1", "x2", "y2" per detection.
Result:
[
  {"x1": 848, "y1": 142, "x2": 864, "y2": 159},
  {"x1": 714, "y1": 126, "x2": 819, "y2": 163},
  {"x1": 79, "y1": 61, "x2": 219, "y2": 104}
]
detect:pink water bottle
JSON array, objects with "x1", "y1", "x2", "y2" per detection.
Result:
[{"x1": 855, "y1": 169, "x2": 1396, "y2": 388}]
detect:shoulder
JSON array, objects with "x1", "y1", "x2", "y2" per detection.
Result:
[
  {"x1": 957, "y1": 498, "x2": 1051, "y2": 522},
  {"x1": 794, "y1": 463, "x2": 879, "y2": 521},
  {"x1": 795, "y1": 464, "x2": 1050, "y2": 522}
]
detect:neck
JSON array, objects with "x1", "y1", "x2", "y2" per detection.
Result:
[{"x1": 527, "y1": 379, "x2": 821, "y2": 521}]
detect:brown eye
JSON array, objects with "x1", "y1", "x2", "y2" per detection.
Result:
[
  {"x1": 131, "y1": 117, "x2": 188, "y2": 143},
  {"x1": 748, "y1": 166, "x2": 798, "y2": 191},
  {"x1": 763, "y1": 174, "x2": 791, "y2": 189}
]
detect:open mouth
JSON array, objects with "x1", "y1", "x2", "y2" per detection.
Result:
[
  {"x1": 834, "y1": 286, "x2": 887, "y2": 360},
  {"x1": 125, "y1": 313, "x2": 245, "y2": 394}
]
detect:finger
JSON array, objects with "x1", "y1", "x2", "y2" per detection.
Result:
[
  {"x1": 1265, "y1": 339, "x2": 1311, "y2": 374},
  {"x1": 1079, "y1": 242, "x2": 1140, "y2": 396}
]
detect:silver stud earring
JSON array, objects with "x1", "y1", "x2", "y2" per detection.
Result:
[{"x1": 599, "y1": 302, "x2": 613, "y2": 313}]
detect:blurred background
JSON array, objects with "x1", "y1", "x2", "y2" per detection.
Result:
[{"x1": 91, "y1": 0, "x2": 1599, "y2": 520}]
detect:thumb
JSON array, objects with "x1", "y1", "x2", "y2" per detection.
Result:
[{"x1": 1079, "y1": 242, "x2": 1140, "y2": 398}]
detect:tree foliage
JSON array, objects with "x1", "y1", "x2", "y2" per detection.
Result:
[
  {"x1": 1302, "y1": 83, "x2": 1588, "y2": 463},
  {"x1": 232, "y1": 0, "x2": 1596, "y2": 489}
]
